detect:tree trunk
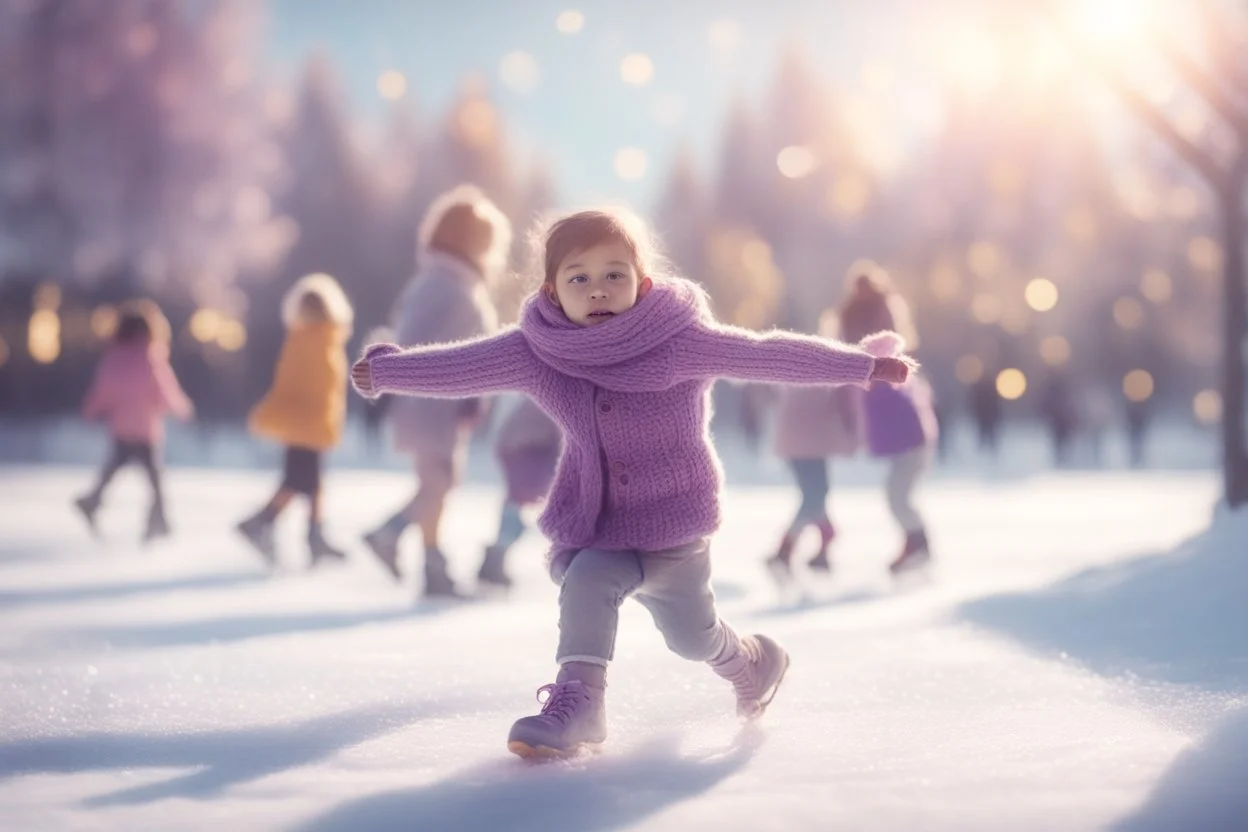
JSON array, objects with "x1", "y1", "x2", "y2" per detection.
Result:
[{"x1": 1221, "y1": 172, "x2": 1248, "y2": 507}]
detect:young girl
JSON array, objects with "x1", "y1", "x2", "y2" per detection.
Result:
[
  {"x1": 839, "y1": 262, "x2": 938, "y2": 574},
  {"x1": 76, "y1": 299, "x2": 193, "y2": 542},
  {"x1": 766, "y1": 309, "x2": 861, "y2": 582},
  {"x1": 352, "y1": 208, "x2": 912, "y2": 759},
  {"x1": 362, "y1": 185, "x2": 510, "y2": 598},
  {"x1": 478, "y1": 394, "x2": 563, "y2": 590},
  {"x1": 237, "y1": 273, "x2": 353, "y2": 566}
]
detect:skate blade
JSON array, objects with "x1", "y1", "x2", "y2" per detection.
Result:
[{"x1": 508, "y1": 740, "x2": 602, "y2": 761}]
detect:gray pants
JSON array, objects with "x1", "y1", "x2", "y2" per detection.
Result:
[
  {"x1": 886, "y1": 447, "x2": 930, "y2": 533},
  {"x1": 554, "y1": 538, "x2": 735, "y2": 667}
]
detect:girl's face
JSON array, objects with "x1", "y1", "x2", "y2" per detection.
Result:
[{"x1": 551, "y1": 239, "x2": 651, "y2": 327}]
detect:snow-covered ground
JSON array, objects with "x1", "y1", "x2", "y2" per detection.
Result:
[{"x1": 0, "y1": 465, "x2": 1244, "y2": 831}]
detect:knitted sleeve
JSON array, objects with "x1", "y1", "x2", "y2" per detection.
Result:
[
  {"x1": 360, "y1": 327, "x2": 539, "y2": 399},
  {"x1": 672, "y1": 322, "x2": 876, "y2": 386}
]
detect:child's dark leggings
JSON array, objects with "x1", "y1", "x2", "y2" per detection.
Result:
[{"x1": 90, "y1": 440, "x2": 164, "y2": 513}]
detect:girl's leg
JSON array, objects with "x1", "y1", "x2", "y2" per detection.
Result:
[
  {"x1": 75, "y1": 440, "x2": 134, "y2": 533},
  {"x1": 508, "y1": 548, "x2": 643, "y2": 757},
  {"x1": 138, "y1": 444, "x2": 170, "y2": 541},
  {"x1": 885, "y1": 447, "x2": 932, "y2": 571},
  {"x1": 478, "y1": 500, "x2": 526, "y2": 588},
  {"x1": 636, "y1": 539, "x2": 789, "y2": 717},
  {"x1": 771, "y1": 458, "x2": 830, "y2": 566},
  {"x1": 885, "y1": 447, "x2": 928, "y2": 534},
  {"x1": 81, "y1": 441, "x2": 131, "y2": 505}
]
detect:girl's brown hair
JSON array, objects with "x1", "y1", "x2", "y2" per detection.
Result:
[
  {"x1": 536, "y1": 207, "x2": 667, "y2": 293},
  {"x1": 114, "y1": 298, "x2": 171, "y2": 347}
]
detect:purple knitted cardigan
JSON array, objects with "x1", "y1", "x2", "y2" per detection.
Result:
[{"x1": 359, "y1": 277, "x2": 877, "y2": 551}]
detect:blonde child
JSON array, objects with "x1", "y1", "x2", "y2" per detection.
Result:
[
  {"x1": 362, "y1": 185, "x2": 510, "y2": 598},
  {"x1": 76, "y1": 299, "x2": 193, "y2": 542},
  {"x1": 766, "y1": 309, "x2": 861, "y2": 582},
  {"x1": 839, "y1": 262, "x2": 939, "y2": 574},
  {"x1": 353, "y1": 208, "x2": 913, "y2": 758},
  {"x1": 237, "y1": 274, "x2": 353, "y2": 566},
  {"x1": 478, "y1": 394, "x2": 563, "y2": 590}
]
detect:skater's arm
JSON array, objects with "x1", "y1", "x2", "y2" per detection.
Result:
[
  {"x1": 673, "y1": 322, "x2": 899, "y2": 387},
  {"x1": 353, "y1": 328, "x2": 538, "y2": 400},
  {"x1": 82, "y1": 359, "x2": 113, "y2": 421},
  {"x1": 153, "y1": 359, "x2": 194, "y2": 420}
]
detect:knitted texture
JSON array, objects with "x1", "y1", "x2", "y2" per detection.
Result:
[{"x1": 359, "y1": 277, "x2": 878, "y2": 551}]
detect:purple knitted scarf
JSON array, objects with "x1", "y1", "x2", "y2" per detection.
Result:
[{"x1": 519, "y1": 278, "x2": 711, "y2": 391}]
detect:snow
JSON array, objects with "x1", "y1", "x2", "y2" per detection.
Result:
[{"x1": 0, "y1": 463, "x2": 1244, "y2": 831}]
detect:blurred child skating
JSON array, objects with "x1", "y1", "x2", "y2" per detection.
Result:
[
  {"x1": 479, "y1": 395, "x2": 563, "y2": 590},
  {"x1": 76, "y1": 300, "x2": 193, "y2": 542},
  {"x1": 840, "y1": 262, "x2": 939, "y2": 575},
  {"x1": 361, "y1": 185, "x2": 510, "y2": 598},
  {"x1": 353, "y1": 208, "x2": 914, "y2": 759},
  {"x1": 237, "y1": 274, "x2": 353, "y2": 567},
  {"x1": 766, "y1": 309, "x2": 860, "y2": 584}
]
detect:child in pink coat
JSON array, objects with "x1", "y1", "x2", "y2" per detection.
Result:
[
  {"x1": 76, "y1": 300, "x2": 193, "y2": 542},
  {"x1": 766, "y1": 310, "x2": 860, "y2": 581}
]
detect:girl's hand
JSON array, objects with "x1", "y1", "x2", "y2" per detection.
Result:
[
  {"x1": 351, "y1": 358, "x2": 375, "y2": 396},
  {"x1": 352, "y1": 343, "x2": 402, "y2": 397},
  {"x1": 870, "y1": 356, "x2": 914, "y2": 385}
]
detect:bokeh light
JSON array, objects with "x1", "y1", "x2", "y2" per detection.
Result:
[
  {"x1": 190, "y1": 308, "x2": 223, "y2": 343},
  {"x1": 376, "y1": 70, "x2": 407, "y2": 100},
  {"x1": 500, "y1": 51, "x2": 540, "y2": 93},
  {"x1": 1113, "y1": 297, "x2": 1145, "y2": 330},
  {"x1": 90, "y1": 306, "x2": 119, "y2": 340},
  {"x1": 1040, "y1": 335, "x2": 1071, "y2": 367},
  {"x1": 1140, "y1": 269, "x2": 1172, "y2": 304},
  {"x1": 956, "y1": 354, "x2": 984, "y2": 384},
  {"x1": 28, "y1": 309, "x2": 61, "y2": 364},
  {"x1": 971, "y1": 293, "x2": 1002, "y2": 324},
  {"x1": 620, "y1": 53, "x2": 654, "y2": 86},
  {"x1": 1024, "y1": 278, "x2": 1059, "y2": 312},
  {"x1": 613, "y1": 147, "x2": 647, "y2": 181},
  {"x1": 776, "y1": 146, "x2": 817, "y2": 179},
  {"x1": 1193, "y1": 389, "x2": 1222, "y2": 425},
  {"x1": 216, "y1": 319, "x2": 247, "y2": 352},
  {"x1": 556, "y1": 10, "x2": 584, "y2": 34},
  {"x1": 1122, "y1": 369, "x2": 1154, "y2": 402},
  {"x1": 996, "y1": 368, "x2": 1027, "y2": 400}
]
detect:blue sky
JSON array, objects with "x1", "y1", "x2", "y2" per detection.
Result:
[{"x1": 262, "y1": 0, "x2": 949, "y2": 209}]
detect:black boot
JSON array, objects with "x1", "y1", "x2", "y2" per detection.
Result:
[
  {"x1": 422, "y1": 547, "x2": 466, "y2": 599},
  {"x1": 143, "y1": 504, "x2": 171, "y2": 544},
  {"x1": 237, "y1": 512, "x2": 277, "y2": 565},
  {"x1": 308, "y1": 524, "x2": 347, "y2": 566},
  {"x1": 476, "y1": 544, "x2": 512, "y2": 590},
  {"x1": 889, "y1": 530, "x2": 931, "y2": 574},
  {"x1": 74, "y1": 494, "x2": 101, "y2": 537}
]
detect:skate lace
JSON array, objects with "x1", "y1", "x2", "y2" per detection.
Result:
[
  {"x1": 535, "y1": 682, "x2": 585, "y2": 724},
  {"x1": 720, "y1": 641, "x2": 761, "y2": 698}
]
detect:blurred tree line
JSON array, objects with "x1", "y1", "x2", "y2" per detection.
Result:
[{"x1": 0, "y1": 1, "x2": 1235, "y2": 483}]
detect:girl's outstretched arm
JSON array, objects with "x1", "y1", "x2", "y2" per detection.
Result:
[
  {"x1": 352, "y1": 328, "x2": 539, "y2": 399},
  {"x1": 673, "y1": 321, "x2": 889, "y2": 386}
]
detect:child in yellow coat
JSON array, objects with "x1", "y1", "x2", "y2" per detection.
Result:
[{"x1": 237, "y1": 273, "x2": 353, "y2": 566}]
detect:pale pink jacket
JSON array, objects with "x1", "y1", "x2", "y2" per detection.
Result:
[
  {"x1": 772, "y1": 384, "x2": 861, "y2": 459},
  {"x1": 83, "y1": 343, "x2": 193, "y2": 443}
]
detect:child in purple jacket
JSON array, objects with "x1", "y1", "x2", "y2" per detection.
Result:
[
  {"x1": 840, "y1": 262, "x2": 939, "y2": 574},
  {"x1": 478, "y1": 394, "x2": 563, "y2": 590},
  {"x1": 352, "y1": 209, "x2": 914, "y2": 759}
]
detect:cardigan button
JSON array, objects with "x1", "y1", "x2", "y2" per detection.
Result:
[
  {"x1": 618, "y1": 474, "x2": 630, "y2": 485},
  {"x1": 612, "y1": 460, "x2": 626, "y2": 472},
  {"x1": 599, "y1": 401, "x2": 613, "y2": 413}
]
